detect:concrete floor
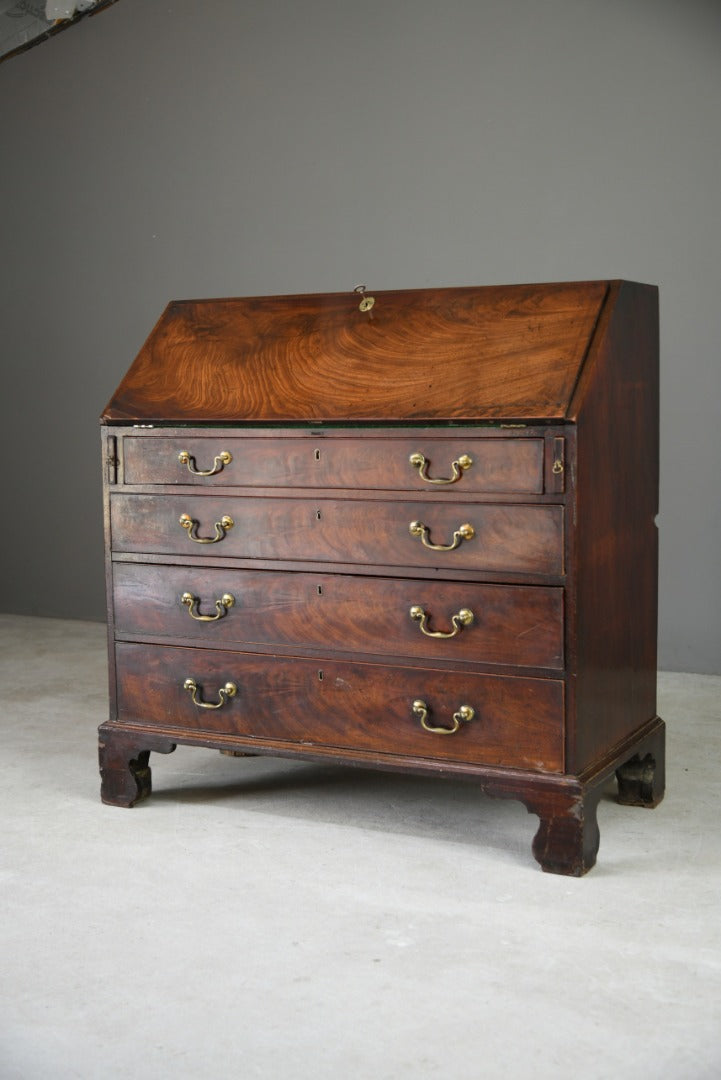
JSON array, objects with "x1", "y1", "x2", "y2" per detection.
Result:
[{"x1": 1, "y1": 613, "x2": 720, "y2": 1080}]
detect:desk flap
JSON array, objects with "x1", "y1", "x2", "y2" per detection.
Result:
[{"x1": 102, "y1": 281, "x2": 609, "y2": 423}]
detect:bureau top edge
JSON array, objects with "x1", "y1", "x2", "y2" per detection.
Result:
[{"x1": 100, "y1": 419, "x2": 569, "y2": 432}]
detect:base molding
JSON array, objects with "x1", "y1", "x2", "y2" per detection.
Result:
[{"x1": 98, "y1": 716, "x2": 665, "y2": 875}]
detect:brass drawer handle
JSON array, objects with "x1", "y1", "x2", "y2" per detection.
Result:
[
  {"x1": 409, "y1": 520, "x2": 475, "y2": 551},
  {"x1": 409, "y1": 605, "x2": 474, "y2": 638},
  {"x1": 179, "y1": 513, "x2": 234, "y2": 544},
  {"x1": 412, "y1": 699, "x2": 475, "y2": 735},
  {"x1": 183, "y1": 677, "x2": 237, "y2": 709},
  {"x1": 409, "y1": 452, "x2": 472, "y2": 485},
  {"x1": 181, "y1": 592, "x2": 235, "y2": 622},
  {"x1": 178, "y1": 450, "x2": 232, "y2": 476}
]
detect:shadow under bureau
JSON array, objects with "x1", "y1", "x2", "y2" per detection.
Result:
[{"x1": 99, "y1": 280, "x2": 665, "y2": 875}]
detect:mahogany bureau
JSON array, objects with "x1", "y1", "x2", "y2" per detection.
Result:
[{"x1": 99, "y1": 280, "x2": 665, "y2": 875}]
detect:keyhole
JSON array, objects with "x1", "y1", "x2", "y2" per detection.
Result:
[
  {"x1": 317, "y1": 585, "x2": 323, "y2": 595},
  {"x1": 316, "y1": 509, "x2": 322, "y2": 520},
  {"x1": 314, "y1": 448, "x2": 321, "y2": 461},
  {"x1": 318, "y1": 670, "x2": 324, "y2": 681}
]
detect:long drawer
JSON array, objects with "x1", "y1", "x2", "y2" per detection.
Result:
[
  {"x1": 114, "y1": 642, "x2": 565, "y2": 772},
  {"x1": 122, "y1": 434, "x2": 546, "y2": 494},
  {"x1": 109, "y1": 494, "x2": 564, "y2": 575},
  {"x1": 112, "y1": 563, "x2": 564, "y2": 669}
]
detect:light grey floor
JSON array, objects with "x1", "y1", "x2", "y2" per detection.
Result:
[{"x1": 1, "y1": 614, "x2": 719, "y2": 1080}]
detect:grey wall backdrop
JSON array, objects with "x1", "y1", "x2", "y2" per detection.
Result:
[{"x1": 1, "y1": 0, "x2": 719, "y2": 673}]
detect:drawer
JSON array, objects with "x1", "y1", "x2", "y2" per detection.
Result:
[
  {"x1": 121, "y1": 434, "x2": 545, "y2": 494},
  {"x1": 113, "y1": 563, "x2": 564, "y2": 669},
  {"x1": 114, "y1": 643, "x2": 564, "y2": 772},
  {"x1": 109, "y1": 494, "x2": 564, "y2": 576}
]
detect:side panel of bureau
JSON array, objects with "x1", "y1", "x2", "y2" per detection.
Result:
[{"x1": 568, "y1": 282, "x2": 659, "y2": 770}]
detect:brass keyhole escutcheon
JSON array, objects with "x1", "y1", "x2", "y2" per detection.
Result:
[{"x1": 354, "y1": 284, "x2": 375, "y2": 313}]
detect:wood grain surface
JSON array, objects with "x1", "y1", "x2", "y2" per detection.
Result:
[
  {"x1": 102, "y1": 282, "x2": 608, "y2": 422},
  {"x1": 112, "y1": 563, "x2": 564, "y2": 669},
  {"x1": 109, "y1": 493, "x2": 564, "y2": 575},
  {"x1": 114, "y1": 642, "x2": 564, "y2": 772},
  {"x1": 122, "y1": 432, "x2": 545, "y2": 494}
]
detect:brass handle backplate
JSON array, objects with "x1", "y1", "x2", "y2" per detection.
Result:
[
  {"x1": 409, "y1": 452, "x2": 473, "y2": 485},
  {"x1": 183, "y1": 678, "x2": 237, "y2": 709},
  {"x1": 178, "y1": 450, "x2": 232, "y2": 476},
  {"x1": 181, "y1": 592, "x2": 235, "y2": 622},
  {"x1": 412, "y1": 699, "x2": 475, "y2": 735},
  {"x1": 409, "y1": 605, "x2": 474, "y2": 639},
  {"x1": 179, "y1": 513, "x2": 234, "y2": 544},
  {"x1": 409, "y1": 520, "x2": 475, "y2": 551}
]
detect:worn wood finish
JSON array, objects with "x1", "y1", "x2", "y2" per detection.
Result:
[
  {"x1": 569, "y1": 281, "x2": 660, "y2": 770},
  {"x1": 114, "y1": 642, "x2": 565, "y2": 772},
  {"x1": 615, "y1": 720, "x2": 665, "y2": 808},
  {"x1": 98, "y1": 726, "x2": 176, "y2": 807},
  {"x1": 100, "y1": 280, "x2": 665, "y2": 875},
  {"x1": 109, "y1": 493, "x2": 564, "y2": 576},
  {"x1": 112, "y1": 563, "x2": 564, "y2": 669},
  {"x1": 123, "y1": 433, "x2": 546, "y2": 493},
  {"x1": 102, "y1": 283, "x2": 608, "y2": 423},
  {"x1": 97, "y1": 715, "x2": 664, "y2": 874}
]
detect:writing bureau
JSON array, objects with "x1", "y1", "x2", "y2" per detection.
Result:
[{"x1": 99, "y1": 280, "x2": 664, "y2": 875}]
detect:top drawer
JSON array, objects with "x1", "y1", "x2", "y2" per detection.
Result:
[{"x1": 121, "y1": 433, "x2": 546, "y2": 494}]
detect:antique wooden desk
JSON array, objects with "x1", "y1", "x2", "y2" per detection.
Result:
[{"x1": 99, "y1": 280, "x2": 665, "y2": 874}]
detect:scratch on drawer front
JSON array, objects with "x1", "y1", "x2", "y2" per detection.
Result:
[{"x1": 516, "y1": 623, "x2": 542, "y2": 639}]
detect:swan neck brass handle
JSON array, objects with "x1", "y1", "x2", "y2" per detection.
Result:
[
  {"x1": 409, "y1": 606, "x2": 474, "y2": 639},
  {"x1": 412, "y1": 699, "x2": 475, "y2": 735},
  {"x1": 183, "y1": 678, "x2": 237, "y2": 709},
  {"x1": 409, "y1": 520, "x2": 475, "y2": 552},
  {"x1": 178, "y1": 450, "x2": 232, "y2": 476},
  {"x1": 181, "y1": 592, "x2": 235, "y2": 622},
  {"x1": 179, "y1": 513, "x2": 234, "y2": 544},
  {"x1": 409, "y1": 452, "x2": 472, "y2": 485}
]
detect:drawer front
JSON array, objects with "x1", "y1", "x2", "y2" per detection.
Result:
[
  {"x1": 122, "y1": 435, "x2": 545, "y2": 494},
  {"x1": 110, "y1": 494, "x2": 564, "y2": 576},
  {"x1": 113, "y1": 563, "x2": 564, "y2": 669},
  {"x1": 114, "y1": 643, "x2": 564, "y2": 772}
]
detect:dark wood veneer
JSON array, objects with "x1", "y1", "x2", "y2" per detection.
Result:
[
  {"x1": 123, "y1": 434, "x2": 545, "y2": 493},
  {"x1": 112, "y1": 563, "x2": 564, "y2": 670},
  {"x1": 109, "y1": 492, "x2": 564, "y2": 575},
  {"x1": 114, "y1": 642, "x2": 564, "y2": 772},
  {"x1": 103, "y1": 283, "x2": 608, "y2": 423},
  {"x1": 100, "y1": 281, "x2": 664, "y2": 874}
]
